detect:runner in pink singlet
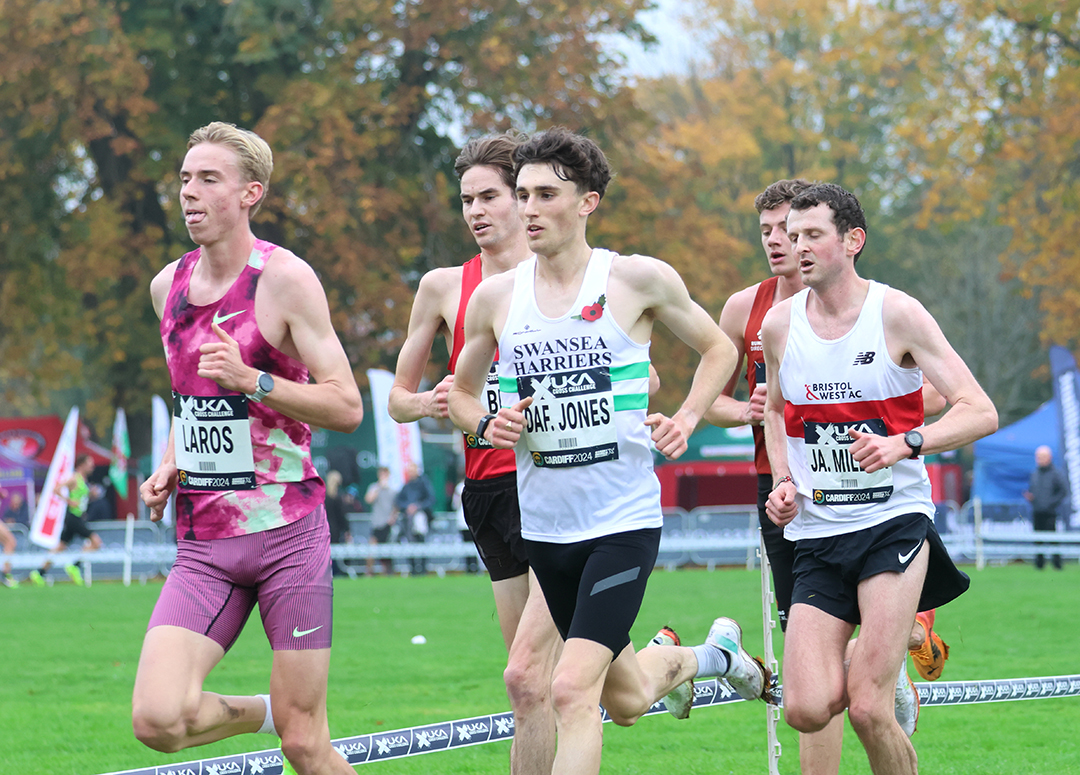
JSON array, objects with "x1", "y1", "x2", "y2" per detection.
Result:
[{"x1": 132, "y1": 122, "x2": 363, "y2": 775}]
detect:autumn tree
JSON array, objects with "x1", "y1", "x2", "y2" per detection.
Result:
[
  {"x1": 0, "y1": 0, "x2": 653, "y2": 450},
  {"x1": 612, "y1": 0, "x2": 1054, "y2": 419}
]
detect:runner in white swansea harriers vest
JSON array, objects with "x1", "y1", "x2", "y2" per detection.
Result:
[{"x1": 449, "y1": 128, "x2": 773, "y2": 775}]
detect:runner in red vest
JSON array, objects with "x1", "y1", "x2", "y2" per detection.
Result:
[{"x1": 388, "y1": 134, "x2": 561, "y2": 775}]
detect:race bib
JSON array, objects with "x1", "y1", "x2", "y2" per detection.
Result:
[
  {"x1": 173, "y1": 392, "x2": 257, "y2": 491},
  {"x1": 463, "y1": 363, "x2": 502, "y2": 450},
  {"x1": 517, "y1": 367, "x2": 618, "y2": 468},
  {"x1": 804, "y1": 418, "x2": 893, "y2": 506}
]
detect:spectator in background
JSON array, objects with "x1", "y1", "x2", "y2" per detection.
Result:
[
  {"x1": 365, "y1": 467, "x2": 396, "y2": 576},
  {"x1": 2, "y1": 490, "x2": 30, "y2": 526},
  {"x1": 324, "y1": 471, "x2": 351, "y2": 578},
  {"x1": 1024, "y1": 445, "x2": 1068, "y2": 570},
  {"x1": 85, "y1": 483, "x2": 113, "y2": 522},
  {"x1": 394, "y1": 462, "x2": 434, "y2": 576}
]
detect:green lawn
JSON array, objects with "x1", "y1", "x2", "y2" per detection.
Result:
[{"x1": 2, "y1": 563, "x2": 1078, "y2": 774}]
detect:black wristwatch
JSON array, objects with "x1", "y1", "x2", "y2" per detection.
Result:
[
  {"x1": 476, "y1": 413, "x2": 497, "y2": 441},
  {"x1": 904, "y1": 429, "x2": 924, "y2": 459},
  {"x1": 248, "y1": 371, "x2": 275, "y2": 403}
]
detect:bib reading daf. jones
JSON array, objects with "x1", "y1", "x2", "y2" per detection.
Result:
[
  {"x1": 498, "y1": 250, "x2": 661, "y2": 544},
  {"x1": 173, "y1": 392, "x2": 256, "y2": 491}
]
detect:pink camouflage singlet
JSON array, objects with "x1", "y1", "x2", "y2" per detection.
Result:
[{"x1": 161, "y1": 239, "x2": 325, "y2": 540}]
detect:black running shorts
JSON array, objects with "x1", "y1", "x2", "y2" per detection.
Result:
[
  {"x1": 791, "y1": 512, "x2": 969, "y2": 625},
  {"x1": 525, "y1": 527, "x2": 661, "y2": 656},
  {"x1": 60, "y1": 513, "x2": 93, "y2": 545},
  {"x1": 461, "y1": 472, "x2": 529, "y2": 582},
  {"x1": 758, "y1": 474, "x2": 796, "y2": 632}
]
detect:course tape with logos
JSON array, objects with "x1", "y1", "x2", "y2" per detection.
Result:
[{"x1": 99, "y1": 674, "x2": 1080, "y2": 774}]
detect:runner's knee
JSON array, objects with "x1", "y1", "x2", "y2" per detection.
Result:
[
  {"x1": 132, "y1": 697, "x2": 194, "y2": 752},
  {"x1": 504, "y1": 649, "x2": 550, "y2": 713}
]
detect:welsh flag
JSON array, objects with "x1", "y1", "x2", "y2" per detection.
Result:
[{"x1": 109, "y1": 407, "x2": 130, "y2": 499}]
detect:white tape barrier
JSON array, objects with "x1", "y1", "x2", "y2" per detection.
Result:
[{"x1": 98, "y1": 674, "x2": 1080, "y2": 775}]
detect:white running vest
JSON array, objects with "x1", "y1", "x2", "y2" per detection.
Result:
[
  {"x1": 778, "y1": 281, "x2": 933, "y2": 540},
  {"x1": 498, "y1": 250, "x2": 662, "y2": 543}
]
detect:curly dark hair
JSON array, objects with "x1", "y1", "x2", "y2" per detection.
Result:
[
  {"x1": 513, "y1": 127, "x2": 613, "y2": 200},
  {"x1": 754, "y1": 179, "x2": 814, "y2": 213},
  {"x1": 789, "y1": 183, "x2": 868, "y2": 261}
]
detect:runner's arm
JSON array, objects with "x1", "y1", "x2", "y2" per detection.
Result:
[
  {"x1": 761, "y1": 303, "x2": 798, "y2": 526},
  {"x1": 704, "y1": 287, "x2": 758, "y2": 427},
  {"x1": 389, "y1": 268, "x2": 456, "y2": 422},
  {"x1": 221, "y1": 251, "x2": 363, "y2": 433},
  {"x1": 645, "y1": 261, "x2": 739, "y2": 458}
]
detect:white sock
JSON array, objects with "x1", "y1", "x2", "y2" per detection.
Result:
[
  {"x1": 691, "y1": 643, "x2": 731, "y2": 679},
  {"x1": 256, "y1": 694, "x2": 276, "y2": 735}
]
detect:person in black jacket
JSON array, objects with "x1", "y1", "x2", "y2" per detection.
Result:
[
  {"x1": 324, "y1": 470, "x2": 351, "y2": 577},
  {"x1": 1024, "y1": 445, "x2": 1069, "y2": 570}
]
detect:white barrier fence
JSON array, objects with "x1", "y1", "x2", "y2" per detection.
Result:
[{"x1": 5, "y1": 501, "x2": 1079, "y2": 585}]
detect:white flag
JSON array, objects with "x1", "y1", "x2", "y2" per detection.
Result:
[
  {"x1": 366, "y1": 368, "x2": 423, "y2": 489},
  {"x1": 151, "y1": 394, "x2": 174, "y2": 526},
  {"x1": 31, "y1": 407, "x2": 79, "y2": 549}
]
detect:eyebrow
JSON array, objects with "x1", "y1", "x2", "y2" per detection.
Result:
[
  {"x1": 180, "y1": 167, "x2": 224, "y2": 177},
  {"x1": 517, "y1": 183, "x2": 561, "y2": 194},
  {"x1": 461, "y1": 187, "x2": 501, "y2": 200}
]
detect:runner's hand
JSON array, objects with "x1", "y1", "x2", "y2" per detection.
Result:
[
  {"x1": 488, "y1": 397, "x2": 532, "y2": 449},
  {"x1": 645, "y1": 411, "x2": 692, "y2": 460},
  {"x1": 199, "y1": 323, "x2": 257, "y2": 394},
  {"x1": 140, "y1": 463, "x2": 178, "y2": 522}
]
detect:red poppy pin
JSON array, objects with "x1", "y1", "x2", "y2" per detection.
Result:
[{"x1": 573, "y1": 294, "x2": 606, "y2": 322}]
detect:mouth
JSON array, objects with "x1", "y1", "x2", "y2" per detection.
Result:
[
  {"x1": 526, "y1": 224, "x2": 543, "y2": 238},
  {"x1": 472, "y1": 222, "x2": 490, "y2": 235},
  {"x1": 185, "y1": 210, "x2": 206, "y2": 225},
  {"x1": 769, "y1": 251, "x2": 787, "y2": 262}
]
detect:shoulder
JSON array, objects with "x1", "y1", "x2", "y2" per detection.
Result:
[
  {"x1": 880, "y1": 285, "x2": 936, "y2": 336},
  {"x1": 473, "y1": 268, "x2": 516, "y2": 301},
  {"x1": 719, "y1": 282, "x2": 764, "y2": 328},
  {"x1": 150, "y1": 259, "x2": 182, "y2": 316},
  {"x1": 150, "y1": 261, "x2": 179, "y2": 297},
  {"x1": 261, "y1": 246, "x2": 319, "y2": 288},
  {"x1": 609, "y1": 252, "x2": 685, "y2": 303},
  {"x1": 416, "y1": 265, "x2": 463, "y2": 298}
]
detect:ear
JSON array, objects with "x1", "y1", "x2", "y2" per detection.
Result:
[
  {"x1": 241, "y1": 180, "x2": 264, "y2": 210},
  {"x1": 579, "y1": 190, "x2": 601, "y2": 217},
  {"x1": 845, "y1": 227, "x2": 866, "y2": 257}
]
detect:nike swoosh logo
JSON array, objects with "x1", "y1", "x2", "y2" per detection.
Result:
[
  {"x1": 212, "y1": 309, "x2": 246, "y2": 325},
  {"x1": 898, "y1": 542, "x2": 922, "y2": 564},
  {"x1": 292, "y1": 625, "x2": 323, "y2": 638}
]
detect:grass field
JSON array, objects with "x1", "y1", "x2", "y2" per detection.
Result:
[{"x1": 3, "y1": 562, "x2": 1079, "y2": 774}]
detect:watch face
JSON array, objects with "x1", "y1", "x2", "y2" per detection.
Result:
[
  {"x1": 258, "y1": 372, "x2": 275, "y2": 393},
  {"x1": 907, "y1": 430, "x2": 923, "y2": 446}
]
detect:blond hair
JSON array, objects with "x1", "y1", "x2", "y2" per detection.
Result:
[{"x1": 187, "y1": 121, "x2": 273, "y2": 214}]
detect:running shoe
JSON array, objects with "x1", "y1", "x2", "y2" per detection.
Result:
[
  {"x1": 910, "y1": 609, "x2": 948, "y2": 681},
  {"x1": 894, "y1": 664, "x2": 920, "y2": 736},
  {"x1": 65, "y1": 563, "x2": 84, "y2": 586},
  {"x1": 29, "y1": 569, "x2": 45, "y2": 587},
  {"x1": 2, "y1": 573, "x2": 16, "y2": 588},
  {"x1": 648, "y1": 626, "x2": 694, "y2": 719},
  {"x1": 706, "y1": 617, "x2": 774, "y2": 703}
]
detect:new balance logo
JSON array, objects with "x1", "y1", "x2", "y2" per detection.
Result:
[{"x1": 852, "y1": 351, "x2": 876, "y2": 365}]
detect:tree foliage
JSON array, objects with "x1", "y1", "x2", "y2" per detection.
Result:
[{"x1": 0, "y1": 0, "x2": 653, "y2": 448}]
